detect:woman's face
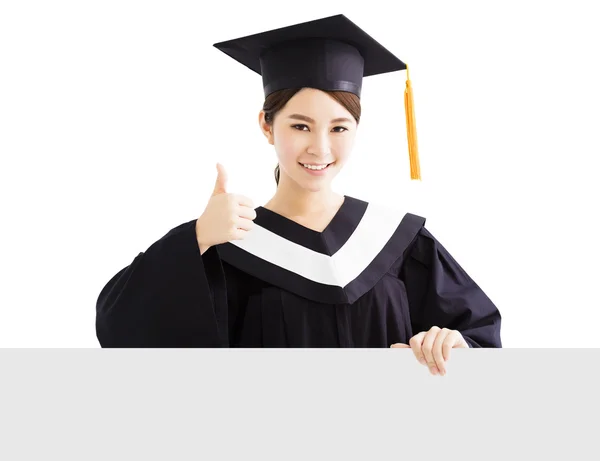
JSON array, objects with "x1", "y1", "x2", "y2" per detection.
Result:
[{"x1": 260, "y1": 88, "x2": 358, "y2": 192}]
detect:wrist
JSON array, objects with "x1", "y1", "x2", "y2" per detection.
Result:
[{"x1": 195, "y1": 217, "x2": 212, "y2": 254}]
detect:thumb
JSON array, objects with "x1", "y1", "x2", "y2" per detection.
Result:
[
  {"x1": 390, "y1": 343, "x2": 411, "y2": 348},
  {"x1": 212, "y1": 163, "x2": 228, "y2": 196}
]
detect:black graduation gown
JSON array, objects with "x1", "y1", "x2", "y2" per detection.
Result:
[{"x1": 96, "y1": 195, "x2": 502, "y2": 348}]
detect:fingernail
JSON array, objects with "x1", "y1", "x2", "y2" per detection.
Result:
[{"x1": 419, "y1": 357, "x2": 426, "y2": 365}]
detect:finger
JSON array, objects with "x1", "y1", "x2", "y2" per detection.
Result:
[
  {"x1": 236, "y1": 217, "x2": 255, "y2": 232},
  {"x1": 453, "y1": 331, "x2": 470, "y2": 348},
  {"x1": 237, "y1": 205, "x2": 258, "y2": 221},
  {"x1": 409, "y1": 332, "x2": 426, "y2": 364},
  {"x1": 422, "y1": 327, "x2": 441, "y2": 375},
  {"x1": 444, "y1": 332, "x2": 460, "y2": 360},
  {"x1": 432, "y1": 328, "x2": 452, "y2": 376},
  {"x1": 230, "y1": 228, "x2": 249, "y2": 241},
  {"x1": 442, "y1": 335, "x2": 454, "y2": 365},
  {"x1": 390, "y1": 343, "x2": 411, "y2": 348},
  {"x1": 235, "y1": 194, "x2": 255, "y2": 209},
  {"x1": 213, "y1": 163, "x2": 228, "y2": 196}
]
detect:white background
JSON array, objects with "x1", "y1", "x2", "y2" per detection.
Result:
[{"x1": 1, "y1": 0, "x2": 598, "y2": 347}]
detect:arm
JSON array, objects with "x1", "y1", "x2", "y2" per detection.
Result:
[
  {"x1": 95, "y1": 219, "x2": 229, "y2": 347},
  {"x1": 400, "y1": 227, "x2": 502, "y2": 348}
]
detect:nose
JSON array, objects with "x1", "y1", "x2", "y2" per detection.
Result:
[{"x1": 307, "y1": 131, "x2": 332, "y2": 157}]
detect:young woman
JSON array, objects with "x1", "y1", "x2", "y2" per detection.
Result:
[{"x1": 96, "y1": 14, "x2": 502, "y2": 376}]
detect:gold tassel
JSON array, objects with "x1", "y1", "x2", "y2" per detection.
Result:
[{"x1": 404, "y1": 65, "x2": 421, "y2": 180}]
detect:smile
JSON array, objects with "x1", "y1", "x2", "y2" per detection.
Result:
[{"x1": 299, "y1": 162, "x2": 332, "y2": 171}]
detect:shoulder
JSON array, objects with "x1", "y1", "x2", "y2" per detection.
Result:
[
  {"x1": 347, "y1": 194, "x2": 429, "y2": 259},
  {"x1": 140, "y1": 218, "x2": 199, "y2": 254},
  {"x1": 160, "y1": 218, "x2": 198, "y2": 239}
]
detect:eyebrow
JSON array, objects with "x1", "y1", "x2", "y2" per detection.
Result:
[{"x1": 287, "y1": 113, "x2": 353, "y2": 124}]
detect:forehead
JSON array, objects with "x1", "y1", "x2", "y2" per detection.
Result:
[{"x1": 281, "y1": 88, "x2": 352, "y2": 116}]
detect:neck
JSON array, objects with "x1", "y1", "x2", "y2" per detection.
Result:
[{"x1": 265, "y1": 174, "x2": 343, "y2": 217}]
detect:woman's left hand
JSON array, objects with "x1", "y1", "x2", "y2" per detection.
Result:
[{"x1": 390, "y1": 326, "x2": 469, "y2": 376}]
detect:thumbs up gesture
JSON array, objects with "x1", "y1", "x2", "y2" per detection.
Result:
[
  {"x1": 195, "y1": 163, "x2": 257, "y2": 254},
  {"x1": 212, "y1": 162, "x2": 229, "y2": 196}
]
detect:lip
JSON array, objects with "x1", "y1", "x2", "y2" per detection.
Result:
[{"x1": 299, "y1": 162, "x2": 334, "y2": 176}]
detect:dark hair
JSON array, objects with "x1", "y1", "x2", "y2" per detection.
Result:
[{"x1": 262, "y1": 88, "x2": 362, "y2": 185}]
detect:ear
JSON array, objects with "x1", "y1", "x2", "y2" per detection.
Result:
[{"x1": 258, "y1": 110, "x2": 274, "y2": 145}]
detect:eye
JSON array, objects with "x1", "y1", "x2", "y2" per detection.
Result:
[
  {"x1": 332, "y1": 126, "x2": 348, "y2": 133},
  {"x1": 292, "y1": 124, "x2": 309, "y2": 131}
]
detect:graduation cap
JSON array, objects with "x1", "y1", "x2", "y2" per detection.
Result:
[{"x1": 213, "y1": 14, "x2": 421, "y2": 180}]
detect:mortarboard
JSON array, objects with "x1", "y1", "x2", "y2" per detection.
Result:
[{"x1": 213, "y1": 14, "x2": 421, "y2": 180}]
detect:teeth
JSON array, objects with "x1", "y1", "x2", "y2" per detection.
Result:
[{"x1": 302, "y1": 163, "x2": 329, "y2": 170}]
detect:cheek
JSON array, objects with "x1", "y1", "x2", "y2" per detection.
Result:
[
  {"x1": 274, "y1": 131, "x2": 304, "y2": 163},
  {"x1": 331, "y1": 135, "x2": 355, "y2": 160}
]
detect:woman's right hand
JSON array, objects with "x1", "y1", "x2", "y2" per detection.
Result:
[{"x1": 195, "y1": 163, "x2": 257, "y2": 254}]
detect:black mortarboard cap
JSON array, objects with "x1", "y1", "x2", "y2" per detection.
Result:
[
  {"x1": 213, "y1": 14, "x2": 422, "y2": 180},
  {"x1": 213, "y1": 14, "x2": 406, "y2": 99}
]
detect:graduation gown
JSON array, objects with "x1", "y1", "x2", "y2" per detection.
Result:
[{"x1": 96, "y1": 196, "x2": 502, "y2": 348}]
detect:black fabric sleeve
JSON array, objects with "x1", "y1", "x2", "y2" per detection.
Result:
[
  {"x1": 400, "y1": 227, "x2": 502, "y2": 348},
  {"x1": 95, "y1": 220, "x2": 229, "y2": 347}
]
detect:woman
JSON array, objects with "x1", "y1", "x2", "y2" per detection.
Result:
[{"x1": 96, "y1": 14, "x2": 502, "y2": 376}]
